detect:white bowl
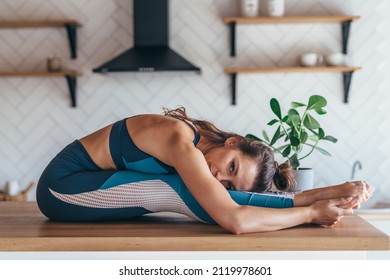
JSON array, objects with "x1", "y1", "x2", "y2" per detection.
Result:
[{"x1": 325, "y1": 53, "x2": 347, "y2": 66}]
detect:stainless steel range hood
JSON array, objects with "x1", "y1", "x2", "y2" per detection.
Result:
[{"x1": 93, "y1": 0, "x2": 201, "y2": 73}]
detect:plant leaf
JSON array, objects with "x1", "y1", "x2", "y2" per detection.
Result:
[
  {"x1": 270, "y1": 126, "x2": 281, "y2": 146},
  {"x1": 267, "y1": 119, "x2": 279, "y2": 126},
  {"x1": 289, "y1": 154, "x2": 300, "y2": 169},
  {"x1": 291, "y1": 102, "x2": 306, "y2": 108},
  {"x1": 273, "y1": 144, "x2": 290, "y2": 154},
  {"x1": 314, "y1": 146, "x2": 332, "y2": 156},
  {"x1": 318, "y1": 128, "x2": 325, "y2": 139},
  {"x1": 270, "y1": 98, "x2": 282, "y2": 119},
  {"x1": 262, "y1": 130, "x2": 270, "y2": 142},
  {"x1": 303, "y1": 113, "x2": 320, "y2": 129},
  {"x1": 307, "y1": 95, "x2": 327, "y2": 110},
  {"x1": 287, "y1": 109, "x2": 301, "y2": 129},
  {"x1": 307, "y1": 134, "x2": 319, "y2": 142},
  {"x1": 315, "y1": 108, "x2": 327, "y2": 115},
  {"x1": 323, "y1": 135, "x2": 338, "y2": 143},
  {"x1": 282, "y1": 145, "x2": 291, "y2": 157},
  {"x1": 300, "y1": 129, "x2": 308, "y2": 144},
  {"x1": 281, "y1": 115, "x2": 289, "y2": 122},
  {"x1": 290, "y1": 135, "x2": 300, "y2": 147},
  {"x1": 245, "y1": 134, "x2": 261, "y2": 141},
  {"x1": 305, "y1": 143, "x2": 332, "y2": 156}
]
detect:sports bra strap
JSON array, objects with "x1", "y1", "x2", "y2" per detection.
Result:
[{"x1": 183, "y1": 119, "x2": 200, "y2": 146}]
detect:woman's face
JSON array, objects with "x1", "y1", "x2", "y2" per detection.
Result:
[{"x1": 204, "y1": 142, "x2": 257, "y2": 192}]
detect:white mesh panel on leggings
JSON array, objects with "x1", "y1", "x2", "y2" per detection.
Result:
[{"x1": 49, "y1": 179, "x2": 204, "y2": 222}]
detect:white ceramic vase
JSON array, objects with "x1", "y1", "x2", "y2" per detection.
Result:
[
  {"x1": 266, "y1": 0, "x2": 285, "y2": 17},
  {"x1": 293, "y1": 168, "x2": 314, "y2": 192},
  {"x1": 240, "y1": 0, "x2": 259, "y2": 17}
]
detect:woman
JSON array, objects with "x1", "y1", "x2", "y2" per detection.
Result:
[{"x1": 36, "y1": 107, "x2": 373, "y2": 234}]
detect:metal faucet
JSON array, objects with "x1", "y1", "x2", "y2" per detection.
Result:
[{"x1": 351, "y1": 160, "x2": 362, "y2": 180}]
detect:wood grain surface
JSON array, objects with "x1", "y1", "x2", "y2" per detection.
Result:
[{"x1": 0, "y1": 202, "x2": 388, "y2": 252}]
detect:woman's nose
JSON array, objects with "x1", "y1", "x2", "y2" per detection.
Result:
[{"x1": 215, "y1": 171, "x2": 227, "y2": 182}]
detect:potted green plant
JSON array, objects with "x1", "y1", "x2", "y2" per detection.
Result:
[{"x1": 246, "y1": 95, "x2": 337, "y2": 190}]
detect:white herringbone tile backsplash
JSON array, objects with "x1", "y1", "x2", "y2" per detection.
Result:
[{"x1": 0, "y1": 0, "x2": 389, "y2": 202}]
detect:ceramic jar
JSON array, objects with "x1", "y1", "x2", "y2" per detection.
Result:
[
  {"x1": 47, "y1": 54, "x2": 61, "y2": 72},
  {"x1": 5, "y1": 180, "x2": 20, "y2": 196},
  {"x1": 266, "y1": 0, "x2": 284, "y2": 17},
  {"x1": 240, "y1": 0, "x2": 259, "y2": 17}
]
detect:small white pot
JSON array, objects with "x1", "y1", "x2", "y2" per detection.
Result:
[
  {"x1": 240, "y1": 0, "x2": 259, "y2": 17},
  {"x1": 293, "y1": 168, "x2": 314, "y2": 192},
  {"x1": 300, "y1": 53, "x2": 323, "y2": 67},
  {"x1": 5, "y1": 180, "x2": 20, "y2": 196},
  {"x1": 325, "y1": 53, "x2": 348, "y2": 66},
  {"x1": 266, "y1": 0, "x2": 285, "y2": 17}
]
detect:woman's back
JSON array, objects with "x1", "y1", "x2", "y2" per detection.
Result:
[{"x1": 79, "y1": 114, "x2": 198, "y2": 170}]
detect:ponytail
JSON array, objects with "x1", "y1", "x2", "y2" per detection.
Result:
[{"x1": 273, "y1": 161, "x2": 296, "y2": 191}]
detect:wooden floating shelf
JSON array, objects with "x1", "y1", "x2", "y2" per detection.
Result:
[
  {"x1": 226, "y1": 66, "x2": 362, "y2": 105},
  {"x1": 224, "y1": 15, "x2": 361, "y2": 105},
  {"x1": 0, "y1": 20, "x2": 81, "y2": 28},
  {"x1": 223, "y1": 15, "x2": 360, "y2": 24},
  {"x1": 0, "y1": 70, "x2": 80, "y2": 77},
  {"x1": 0, "y1": 20, "x2": 81, "y2": 107},
  {"x1": 0, "y1": 70, "x2": 81, "y2": 107},
  {"x1": 225, "y1": 15, "x2": 360, "y2": 56},
  {"x1": 0, "y1": 19, "x2": 81, "y2": 59},
  {"x1": 225, "y1": 66, "x2": 362, "y2": 74}
]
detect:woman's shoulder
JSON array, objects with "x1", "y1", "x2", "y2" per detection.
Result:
[
  {"x1": 127, "y1": 114, "x2": 195, "y2": 140},
  {"x1": 128, "y1": 113, "x2": 184, "y2": 127}
]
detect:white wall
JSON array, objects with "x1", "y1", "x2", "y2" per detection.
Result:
[{"x1": 0, "y1": 0, "x2": 389, "y2": 202}]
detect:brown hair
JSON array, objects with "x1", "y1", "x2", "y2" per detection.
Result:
[
  {"x1": 272, "y1": 161, "x2": 297, "y2": 191},
  {"x1": 163, "y1": 107, "x2": 296, "y2": 192}
]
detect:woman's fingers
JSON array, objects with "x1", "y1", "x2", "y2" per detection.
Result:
[
  {"x1": 365, "y1": 182, "x2": 375, "y2": 197},
  {"x1": 333, "y1": 196, "x2": 359, "y2": 211},
  {"x1": 341, "y1": 207, "x2": 354, "y2": 215},
  {"x1": 346, "y1": 181, "x2": 375, "y2": 202},
  {"x1": 353, "y1": 204, "x2": 361, "y2": 209},
  {"x1": 310, "y1": 198, "x2": 354, "y2": 226}
]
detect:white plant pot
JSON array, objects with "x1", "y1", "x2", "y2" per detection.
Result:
[{"x1": 293, "y1": 168, "x2": 314, "y2": 192}]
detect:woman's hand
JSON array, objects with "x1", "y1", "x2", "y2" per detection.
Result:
[
  {"x1": 331, "y1": 181, "x2": 375, "y2": 209},
  {"x1": 294, "y1": 181, "x2": 375, "y2": 208},
  {"x1": 334, "y1": 181, "x2": 374, "y2": 203},
  {"x1": 308, "y1": 197, "x2": 356, "y2": 227}
]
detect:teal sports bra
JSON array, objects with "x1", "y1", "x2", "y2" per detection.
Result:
[{"x1": 109, "y1": 117, "x2": 200, "y2": 174}]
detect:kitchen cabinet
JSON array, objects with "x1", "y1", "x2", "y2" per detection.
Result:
[
  {"x1": 0, "y1": 20, "x2": 81, "y2": 107},
  {"x1": 358, "y1": 214, "x2": 390, "y2": 259},
  {"x1": 223, "y1": 15, "x2": 361, "y2": 105}
]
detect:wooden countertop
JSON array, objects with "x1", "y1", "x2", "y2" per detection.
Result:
[{"x1": 0, "y1": 202, "x2": 388, "y2": 252}]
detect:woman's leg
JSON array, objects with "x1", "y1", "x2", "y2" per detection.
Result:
[{"x1": 36, "y1": 141, "x2": 153, "y2": 222}]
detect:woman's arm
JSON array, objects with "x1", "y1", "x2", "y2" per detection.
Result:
[
  {"x1": 166, "y1": 138, "x2": 353, "y2": 233},
  {"x1": 294, "y1": 181, "x2": 374, "y2": 208}
]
